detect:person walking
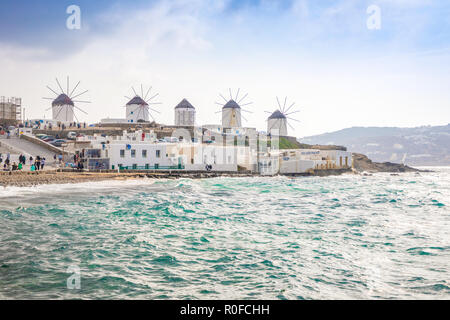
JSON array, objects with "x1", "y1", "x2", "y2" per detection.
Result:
[
  {"x1": 35, "y1": 156, "x2": 41, "y2": 171},
  {"x1": 29, "y1": 156, "x2": 33, "y2": 166},
  {"x1": 41, "y1": 158, "x2": 46, "y2": 170}
]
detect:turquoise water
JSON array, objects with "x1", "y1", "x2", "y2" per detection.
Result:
[{"x1": 0, "y1": 168, "x2": 449, "y2": 299}]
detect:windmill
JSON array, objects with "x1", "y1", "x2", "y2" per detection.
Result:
[
  {"x1": 175, "y1": 98, "x2": 196, "y2": 126},
  {"x1": 124, "y1": 85, "x2": 161, "y2": 123},
  {"x1": 43, "y1": 77, "x2": 90, "y2": 123},
  {"x1": 264, "y1": 96, "x2": 300, "y2": 136},
  {"x1": 215, "y1": 88, "x2": 253, "y2": 128}
]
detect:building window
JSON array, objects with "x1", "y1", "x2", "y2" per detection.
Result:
[
  {"x1": 131, "y1": 149, "x2": 136, "y2": 158},
  {"x1": 132, "y1": 164, "x2": 137, "y2": 169},
  {"x1": 120, "y1": 150, "x2": 125, "y2": 158},
  {"x1": 142, "y1": 150, "x2": 147, "y2": 158},
  {"x1": 118, "y1": 164, "x2": 123, "y2": 168},
  {"x1": 155, "y1": 163, "x2": 159, "y2": 169},
  {"x1": 156, "y1": 150, "x2": 160, "y2": 158},
  {"x1": 145, "y1": 164, "x2": 149, "y2": 169}
]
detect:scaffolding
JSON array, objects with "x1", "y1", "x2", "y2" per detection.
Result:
[{"x1": 0, "y1": 96, "x2": 22, "y2": 124}]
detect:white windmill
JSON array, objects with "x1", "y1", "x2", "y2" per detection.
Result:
[
  {"x1": 43, "y1": 77, "x2": 90, "y2": 123},
  {"x1": 265, "y1": 97, "x2": 300, "y2": 137},
  {"x1": 124, "y1": 85, "x2": 161, "y2": 123},
  {"x1": 215, "y1": 88, "x2": 253, "y2": 128},
  {"x1": 175, "y1": 98, "x2": 196, "y2": 126}
]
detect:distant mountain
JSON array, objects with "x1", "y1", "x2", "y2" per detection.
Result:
[{"x1": 300, "y1": 124, "x2": 450, "y2": 166}]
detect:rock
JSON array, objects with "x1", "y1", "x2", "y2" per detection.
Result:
[{"x1": 352, "y1": 153, "x2": 421, "y2": 173}]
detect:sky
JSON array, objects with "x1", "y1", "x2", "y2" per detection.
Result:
[{"x1": 1, "y1": 0, "x2": 450, "y2": 137}]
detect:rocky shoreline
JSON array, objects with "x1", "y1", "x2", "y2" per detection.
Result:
[{"x1": 352, "y1": 153, "x2": 424, "y2": 173}]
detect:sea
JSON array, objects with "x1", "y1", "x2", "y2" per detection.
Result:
[{"x1": 0, "y1": 167, "x2": 449, "y2": 300}]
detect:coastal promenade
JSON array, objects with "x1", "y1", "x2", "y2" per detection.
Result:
[
  {"x1": 0, "y1": 168, "x2": 355, "y2": 187},
  {"x1": 0, "y1": 170, "x2": 257, "y2": 187}
]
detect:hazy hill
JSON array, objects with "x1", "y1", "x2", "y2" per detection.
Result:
[{"x1": 300, "y1": 124, "x2": 450, "y2": 166}]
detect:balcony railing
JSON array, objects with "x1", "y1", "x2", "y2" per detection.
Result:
[{"x1": 116, "y1": 165, "x2": 185, "y2": 170}]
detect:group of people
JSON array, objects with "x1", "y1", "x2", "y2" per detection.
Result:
[
  {"x1": 22, "y1": 121, "x2": 87, "y2": 130},
  {"x1": 0, "y1": 153, "x2": 12, "y2": 170},
  {"x1": 28, "y1": 155, "x2": 46, "y2": 171},
  {"x1": 73, "y1": 153, "x2": 85, "y2": 170},
  {"x1": 0, "y1": 152, "x2": 50, "y2": 171}
]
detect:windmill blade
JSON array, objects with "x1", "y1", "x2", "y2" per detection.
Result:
[
  {"x1": 149, "y1": 111, "x2": 156, "y2": 123},
  {"x1": 284, "y1": 102, "x2": 296, "y2": 114},
  {"x1": 287, "y1": 117, "x2": 301, "y2": 123},
  {"x1": 45, "y1": 106, "x2": 53, "y2": 111},
  {"x1": 148, "y1": 102, "x2": 162, "y2": 105},
  {"x1": 73, "y1": 100, "x2": 91, "y2": 104},
  {"x1": 241, "y1": 114, "x2": 249, "y2": 122},
  {"x1": 71, "y1": 90, "x2": 89, "y2": 100},
  {"x1": 283, "y1": 97, "x2": 287, "y2": 112},
  {"x1": 235, "y1": 88, "x2": 240, "y2": 101},
  {"x1": 135, "y1": 106, "x2": 143, "y2": 121},
  {"x1": 124, "y1": 96, "x2": 131, "y2": 100},
  {"x1": 74, "y1": 106, "x2": 88, "y2": 115},
  {"x1": 141, "y1": 84, "x2": 144, "y2": 98},
  {"x1": 264, "y1": 111, "x2": 273, "y2": 114},
  {"x1": 146, "y1": 93, "x2": 159, "y2": 102},
  {"x1": 144, "y1": 86, "x2": 152, "y2": 100},
  {"x1": 132, "y1": 87, "x2": 138, "y2": 96},
  {"x1": 276, "y1": 97, "x2": 282, "y2": 109},
  {"x1": 149, "y1": 107, "x2": 160, "y2": 114},
  {"x1": 55, "y1": 78, "x2": 65, "y2": 94},
  {"x1": 69, "y1": 81, "x2": 81, "y2": 98},
  {"x1": 288, "y1": 122, "x2": 295, "y2": 131},
  {"x1": 46, "y1": 86, "x2": 59, "y2": 96},
  {"x1": 72, "y1": 107, "x2": 80, "y2": 123},
  {"x1": 67, "y1": 76, "x2": 70, "y2": 95},
  {"x1": 240, "y1": 102, "x2": 253, "y2": 107},
  {"x1": 132, "y1": 106, "x2": 140, "y2": 114},
  {"x1": 237, "y1": 93, "x2": 248, "y2": 104},
  {"x1": 42, "y1": 97, "x2": 55, "y2": 100},
  {"x1": 268, "y1": 120, "x2": 278, "y2": 132},
  {"x1": 219, "y1": 94, "x2": 228, "y2": 103},
  {"x1": 54, "y1": 105, "x2": 64, "y2": 120},
  {"x1": 285, "y1": 110, "x2": 301, "y2": 116},
  {"x1": 215, "y1": 102, "x2": 225, "y2": 106},
  {"x1": 215, "y1": 110, "x2": 222, "y2": 114},
  {"x1": 241, "y1": 109, "x2": 253, "y2": 113}
]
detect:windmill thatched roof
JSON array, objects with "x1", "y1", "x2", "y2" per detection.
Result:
[
  {"x1": 175, "y1": 98, "x2": 195, "y2": 109},
  {"x1": 126, "y1": 96, "x2": 148, "y2": 106},
  {"x1": 52, "y1": 94, "x2": 74, "y2": 106},
  {"x1": 268, "y1": 110, "x2": 286, "y2": 120},
  {"x1": 223, "y1": 100, "x2": 240, "y2": 109}
]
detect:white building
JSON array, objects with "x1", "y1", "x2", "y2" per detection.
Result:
[
  {"x1": 82, "y1": 131, "x2": 239, "y2": 172},
  {"x1": 279, "y1": 149, "x2": 353, "y2": 174},
  {"x1": 126, "y1": 96, "x2": 149, "y2": 123},
  {"x1": 175, "y1": 99, "x2": 196, "y2": 126},
  {"x1": 52, "y1": 94, "x2": 74, "y2": 123}
]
